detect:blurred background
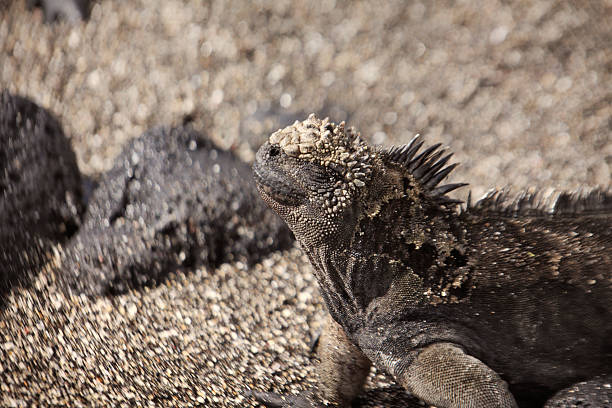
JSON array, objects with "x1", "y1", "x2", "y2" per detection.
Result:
[
  {"x1": 1, "y1": 1, "x2": 610, "y2": 407},
  {"x1": 2, "y1": 0, "x2": 610, "y2": 197}
]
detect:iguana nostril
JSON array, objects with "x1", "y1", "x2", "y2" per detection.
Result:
[{"x1": 269, "y1": 145, "x2": 281, "y2": 157}]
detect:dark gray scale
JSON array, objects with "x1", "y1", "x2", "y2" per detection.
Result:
[{"x1": 250, "y1": 115, "x2": 612, "y2": 408}]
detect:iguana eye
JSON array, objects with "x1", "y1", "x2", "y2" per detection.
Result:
[{"x1": 304, "y1": 163, "x2": 340, "y2": 185}]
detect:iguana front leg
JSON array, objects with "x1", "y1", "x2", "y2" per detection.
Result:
[
  {"x1": 386, "y1": 342, "x2": 518, "y2": 408},
  {"x1": 317, "y1": 315, "x2": 372, "y2": 405},
  {"x1": 251, "y1": 315, "x2": 371, "y2": 407}
]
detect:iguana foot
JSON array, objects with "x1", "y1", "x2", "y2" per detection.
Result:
[{"x1": 247, "y1": 389, "x2": 325, "y2": 407}]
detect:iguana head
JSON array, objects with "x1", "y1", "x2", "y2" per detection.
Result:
[
  {"x1": 253, "y1": 114, "x2": 465, "y2": 249},
  {"x1": 253, "y1": 114, "x2": 377, "y2": 247}
]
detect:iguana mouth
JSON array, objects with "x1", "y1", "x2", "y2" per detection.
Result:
[
  {"x1": 253, "y1": 148, "x2": 305, "y2": 207},
  {"x1": 253, "y1": 172, "x2": 302, "y2": 206}
]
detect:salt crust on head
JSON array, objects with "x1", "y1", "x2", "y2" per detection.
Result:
[{"x1": 268, "y1": 113, "x2": 374, "y2": 196}]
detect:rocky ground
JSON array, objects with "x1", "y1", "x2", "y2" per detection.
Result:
[{"x1": 0, "y1": 0, "x2": 610, "y2": 407}]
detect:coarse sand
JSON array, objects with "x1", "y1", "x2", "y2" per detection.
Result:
[{"x1": 1, "y1": 1, "x2": 610, "y2": 406}]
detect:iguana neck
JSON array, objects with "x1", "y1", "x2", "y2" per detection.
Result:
[{"x1": 301, "y1": 197, "x2": 470, "y2": 330}]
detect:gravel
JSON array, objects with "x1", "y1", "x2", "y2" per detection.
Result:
[{"x1": 0, "y1": 0, "x2": 610, "y2": 406}]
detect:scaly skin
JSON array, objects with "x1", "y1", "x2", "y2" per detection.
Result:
[{"x1": 251, "y1": 114, "x2": 612, "y2": 408}]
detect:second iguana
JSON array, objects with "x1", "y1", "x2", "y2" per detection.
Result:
[{"x1": 251, "y1": 114, "x2": 612, "y2": 407}]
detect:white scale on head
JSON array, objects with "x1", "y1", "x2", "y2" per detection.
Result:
[{"x1": 268, "y1": 114, "x2": 376, "y2": 214}]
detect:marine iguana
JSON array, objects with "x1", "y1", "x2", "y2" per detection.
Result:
[{"x1": 251, "y1": 114, "x2": 612, "y2": 407}]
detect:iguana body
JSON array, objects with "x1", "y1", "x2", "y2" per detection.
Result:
[{"x1": 252, "y1": 114, "x2": 612, "y2": 407}]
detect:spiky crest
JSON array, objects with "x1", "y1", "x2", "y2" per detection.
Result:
[
  {"x1": 382, "y1": 135, "x2": 611, "y2": 217},
  {"x1": 380, "y1": 135, "x2": 467, "y2": 205},
  {"x1": 468, "y1": 187, "x2": 612, "y2": 217}
]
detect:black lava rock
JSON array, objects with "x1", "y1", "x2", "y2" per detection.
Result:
[
  {"x1": 27, "y1": 0, "x2": 90, "y2": 23},
  {"x1": 0, "y1": 91, "x2": 83, "y2": 299},
  {"x1": 61, "y1": 125, "x2": 294, "y2": 295}
]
